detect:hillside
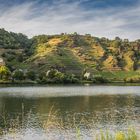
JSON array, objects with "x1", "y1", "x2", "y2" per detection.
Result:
[
  {"x1": 0, "y1": 29, "x2": 140, "y2": 83},
  {"x1": 27, "y1": 33, "x2": 140, "y2": 73}
]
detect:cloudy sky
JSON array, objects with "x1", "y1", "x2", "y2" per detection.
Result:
[{"x1": 0, "y1": 0, "x2": 140, "y2": 40}]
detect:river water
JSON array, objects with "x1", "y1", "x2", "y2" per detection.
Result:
[{"x1": 0, "y1": 85, "x2": 140, "y2": 139}]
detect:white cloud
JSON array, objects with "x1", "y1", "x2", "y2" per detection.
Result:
[{"x1": 0, "y1": 0, "x2": 140, "y2": 40}]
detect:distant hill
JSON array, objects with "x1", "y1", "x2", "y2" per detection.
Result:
[{"x1": 0, "y1": 29, "x2": 140, "y2": 75}]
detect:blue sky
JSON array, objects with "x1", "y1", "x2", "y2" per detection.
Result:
[{"x1": 0, "y1": 0, "x2": 140, "y2": 40}]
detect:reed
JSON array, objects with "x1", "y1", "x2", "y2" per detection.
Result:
[
  {"x1": 0, "y1": 106, "x2": 139, "y2": 140},
  {"x1": 94, "y1": 128, "x2": 138, "y2": 140}
]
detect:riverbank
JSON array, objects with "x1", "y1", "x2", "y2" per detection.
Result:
[{"x1": 0, "y1": 80, "x2": 140, "y2": 86}]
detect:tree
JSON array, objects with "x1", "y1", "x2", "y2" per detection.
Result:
[
  {"x1": 92, "y1": 76, "x2": 109, "y2": 83},
  {"x1": 63, "y1": 74, "x2": 79, "y2": 83},
  {"x1": 46, "y1": 69, "x2": 58, "y2": 79},
  {"x1": 46, "y1": 69, "x2": 64, "y2": 83},
  {"x1": 26, "y1": 71, "x2": 36, "y2": 81},
  {"x1": 0, "y1": 28, "x2": 31, "y2": 49},
  {"x1": 45, "y1": 69, "x2": 79, "y2": 83},
  {"x1": 0, "y1": 66, "x2": 11, "y2": 80},
  {"x1": 53, "y1": 71, "x2": 65, "y2": 83},
  {"x1": 38, "y1": 72, "x2": 46, "y2": 83},
  {"x1": 17, "y1": 54, "x2": 24, "y2": 62},
  {"x1": 12, "y1": 69, "x2": 24, "y2": 81}
]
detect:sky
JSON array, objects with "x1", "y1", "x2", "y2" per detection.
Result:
[{"x1": 0, "y1": 0, "x2": 140, "y2": 40}]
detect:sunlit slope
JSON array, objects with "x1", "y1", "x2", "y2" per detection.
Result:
[
  {"x1": 26, "y1": 37, "x2": 84, "y2": 74},
  {"x1": 26, "y1": 34, "x2": 140, "y2": 74}
]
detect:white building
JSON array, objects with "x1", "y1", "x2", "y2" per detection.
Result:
[
  {"x1": 84, "y1": 72, "x2": 91, "y2": 80},
  {"x1": 0, "y1": 58, "x2": 5, "y2": 66}
]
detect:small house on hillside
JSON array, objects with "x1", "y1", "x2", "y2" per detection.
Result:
[
  {"x1": 84, "y1": 72, "x2": 92, "y2": 80},
  {"x1": 0, "y1": 58, "x2": 5, "y2": 66},
  {"x1": 83, "y1": 68, "x2": 94, "y2": 80}
]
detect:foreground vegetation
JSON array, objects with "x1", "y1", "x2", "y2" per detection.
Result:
[
  {"x1": 94, "y1": 130, "x2": 138, "y2": 140},
  {"x1": 0, "y1": 106, "x2": 139, "y2": 140},
  {"x1": 0, "y1": 28, "x2": 140, "y2": 84}
]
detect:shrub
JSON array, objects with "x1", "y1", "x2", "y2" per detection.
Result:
[
  {"x1": 0, "y1": 66, "x2": 11, "y2": 80},
  {"x1": 63, "y1": 74, "x2": 79, "y2": 83},
  {"x1": 38, "y1": 69, "x2": 80, "y2": 84},
  {"x1": 92, "y1": 76, "x2": 109, "y2": 83},
  {"x1": 124, "y1": 76, "x2": 140, "y2": 83},
  {"x1": 26, "y1": 71, "x2": 36, "y2": 81},
  {"x1": 12, "y1": 69, "x2": 25, "y2": 81}
]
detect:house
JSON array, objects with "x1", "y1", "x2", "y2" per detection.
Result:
[
  {"x1": 0, "y1": 58, "x2": 5, "y2": 66},
  {"x1": 84, "y1": 72, "x2": 91, "y2": 80}
]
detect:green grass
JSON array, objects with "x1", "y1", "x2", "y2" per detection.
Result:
[
  {"x1": 27, "y1": 47, "x2": 84, "y2": 75},
  {"x1": 94, "y1": 71, "x2": 140, "y2": 81}
]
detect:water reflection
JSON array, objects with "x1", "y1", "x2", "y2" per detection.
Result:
[{"x1": 0, "y1": 94, "x2": 140, "y2": 126}]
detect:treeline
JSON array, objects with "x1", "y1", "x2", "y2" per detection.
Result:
[
  {"x1": 0, "y1": 65, "x2": 109, "y2": 84},
  {"x1": 0, "y1": 66, "x2": 79, "y2": 84},
  {"x1": 1, "y1": 65, "x2": 140, "y2": 84},
  {"x1": 0, "y1": 28, "x2": 31, "y2": 49}
]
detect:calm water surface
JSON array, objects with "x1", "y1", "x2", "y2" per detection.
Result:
[{"x1": 0, "y1": 85, "x2": 140, "y2": 140}]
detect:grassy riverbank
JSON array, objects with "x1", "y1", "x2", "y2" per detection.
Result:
[{"x1": 0, "y1": 68, "x2": 140, "y2": 85}]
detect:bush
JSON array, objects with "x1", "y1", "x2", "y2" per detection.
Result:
[
  {"x1": 63, "y1": 74, "x2": 79, "y2": 83},
  {"x1": 26, "y1": 71, "x2": 36, "y2": 81},
  {"x1": 92, "y1": 76, "x2": 109, "y2": 83},
  {"x1": 38, "y1": 69, "x2": 80, "y2": 84},
  {"x1": 0, "y1": 66, "x2": 11, "y2": 80},
  {"x1": 124, "y1": 76, "x2": 140, "y2": 83},
  {"x1": 17, "y1": 54, "x2": 24, "y2": 62},
  {"x1": 38, "y1": 72, "x2": 46, "y2": 81},
  {"x1": 12, "y1": 69, "x2": 25, "y2": 81}
]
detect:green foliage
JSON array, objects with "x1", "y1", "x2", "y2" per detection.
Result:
[
  {"x1": 37, "y1": 69, "x2": 79, "y2": 84},
  {"x1": 0, "y1": 28, "x2": 140, "y2": 83},
  {"x1": 94, "y1": 71, "x2": 140, "y2": 82},
  {"x1": 31, "y1": 33, "x2": 140, "y2": 73},
  {"x1": 0, "y1": 28, "x2": 31, "y2": 49},
  {"x1": 63, "y1": 74, "x2": 79, "y2": 83},
  {"x1": 0, "y1": 66, "x2": 11, "y2": 80},
  {"x1": 17, "y1": 54, "x2": 24, "y2": 62},
  {"x1": 26, "y1": 71, "x2": 36, "y2": 81},
  {"x1": 46, "y1": 69, "x2": 65, "y2": 83},
  {"x1": 12, "y1": 69, "x2": 25, "y2": 81},
  {"x1": 92, "y1": 75, "x2": 109, "y2": 83},
  {"x1": 124, "y1": 76, "x2": 140, "y2": 83}
]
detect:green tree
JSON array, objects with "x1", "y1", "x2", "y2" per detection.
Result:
[
  {"x1": 38, "y1": 72, "x2": 46, "y2": 83},
  {"x1": 0, "y1": 66, "x2": 11, "y2": 80},
  {"x1": 12, "y1": 69, "x2": 25, "y2": 81},
  {"x1": 53, "y1": 71, "x2": 65, "y2": 83},
  {"x1": 46, "y1": 69, "x2": 58, "y2": 79},
  {"x1": 26, "y1": 71, "x2": 36, "y2": 81},
  {"x1": 63, "y1": 74, "x2": 79, "y2": 83}
]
